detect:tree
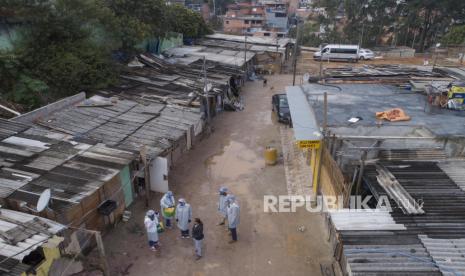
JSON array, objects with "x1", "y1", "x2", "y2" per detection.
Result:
[
  {"x1": 316, "y1": 0, "x2": 465, "y2": 51},
  {"x1": 0, "y1": 0, "x2": 213, "y2": 111},
  {"x1": 289, "y1": 22, "x2": 322, "y2": 47},
  {"x1": 442, "y1": 25, "x2": 465, "y2": 45},
  {"x1": 1, "y1": 0, "x2": 118, "y2": 107},
  {"x1": 106, "y1": 0, "x2": 165, "y2": 54},
  {"x1": 0, "y1": 53, "x2": 48, "y2": 110},
  {"x1": 165, "y1": 4, "x2": 212, "y2": 39}
]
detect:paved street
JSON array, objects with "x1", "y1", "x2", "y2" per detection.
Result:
[{"x1": 102, "y1": 74, "x2": 333, "y2": 276}]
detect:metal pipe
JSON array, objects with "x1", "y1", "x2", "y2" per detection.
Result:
[
  {"x1": 292, "y1": 20, "x2": 301, "y2": 86},
  {"x1": 0, "y1": 104, "x2": 20, "y2": 116},
  {"x1": 355, "y1": 151, "x2": 367, "y2": 196},
  {"x1": 333, "y1": 135, "x2": 440, "y2": 140},
  {"x1": 323, "y1": 92, "x2": 328, "y2": 131}
]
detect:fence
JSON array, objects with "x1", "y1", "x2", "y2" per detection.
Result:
[{"x1": 317, "y1": 144, "x2": 349, "y2": 205}]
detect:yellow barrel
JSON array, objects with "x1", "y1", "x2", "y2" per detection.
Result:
[{"x1": 264, "y1": 147, "x2": 278, "y2": 165}]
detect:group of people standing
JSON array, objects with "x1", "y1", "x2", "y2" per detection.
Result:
[
  {"x1": 217, "y1": 187, "x2": 240, "y2": 243},
  {"x1": 144, "y1": 187, "x2": 240, "y2": 260}
]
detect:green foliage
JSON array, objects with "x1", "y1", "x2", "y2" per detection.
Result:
[
  {"x1": 442, "y1": 25, "x2": 465, "y2": 45},
  {"x1": 208, "y1": 0, "x2": 235, "y2": 15},
  {"x1": 307, "y1": 0, "x2": 465, "y2": 50},
  {"x1": 0, "y1": 53, "x2": 48, "y2": 109},
  {"x1": 107, "y1": 0, "x2": 165, "y2": 52},
  {"x1": 340, "y1": 0, "x2": 465, "y2": 50},
  {"x1": 1, "y1": 0, "x2": 212, "y2": 111},
  {"x1": 289, "y1": 23, "x2": 322, "y2": 47},
  {"x1": 5, "y1": 0, "x2": 119, "y2": 105},
  {"x1": 10, "y1": 75, "x2": 48, "y2": 109},
  {"x1": 165, "y1": 4, "x2": 212, "y2": 38}
]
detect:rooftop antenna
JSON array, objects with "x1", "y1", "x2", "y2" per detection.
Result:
[{"x1": 20, "y1": 188, "x2": 51, "y2": 213}]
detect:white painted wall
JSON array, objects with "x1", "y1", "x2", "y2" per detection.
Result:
[{"x1": 150, "y1": 157, "x2": 169, "y2": 193}]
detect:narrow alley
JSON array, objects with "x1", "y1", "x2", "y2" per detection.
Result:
[{"x1": 102, "y1": 74, "x2": 333, "y2": 276}]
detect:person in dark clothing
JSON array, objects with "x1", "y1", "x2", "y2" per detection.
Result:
[
  {"x1": 192, "y1": 218, "x2": 204, "y2": 260},
  {"x1": 263, "y1": 78, "x2": 267, "y2": 87}
]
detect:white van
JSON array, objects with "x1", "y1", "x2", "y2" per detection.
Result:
[{"x1": 313, "y1": 44, "x2": 360, "y2": 62}]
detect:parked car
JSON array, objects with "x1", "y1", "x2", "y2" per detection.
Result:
[
  {"x1": 359, "y1": 48, "x2": 375, "y2": 60},
  {"x1": 313, "y1": 44, "x2": 360, "y2": 62},
  {"x1": 272, "y1": 94, "x2": 291, "y2": 124}
]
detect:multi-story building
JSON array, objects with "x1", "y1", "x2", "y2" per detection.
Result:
[
  {"x1": 223, "y1": 2, "x2": 266, "y2": 34},
  {"x1": 263, "y1": 0, "x2": 289, "y2": 31},
  {"x1": 186, "y1": 2, "x2": 210, "y2": 22},
  {"x1": 223, "y1": 1, "x2": 291, "y2": 37}
]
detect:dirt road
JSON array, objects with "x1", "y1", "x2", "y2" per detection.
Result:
[
  {"x1": 295, "y1": 51, "x2": 458, "y2": 76},
  {"x1": 102, "y1": 74, "x2": 333, "y2": 276}
]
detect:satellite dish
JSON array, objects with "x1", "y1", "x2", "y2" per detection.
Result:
[{"x1": 36, "y1": 189, "x2": 51, "y2": 212}]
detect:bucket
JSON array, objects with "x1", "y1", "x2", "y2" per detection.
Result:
[
  {"x1": 163, "y1": 207, "x2": 175, "y2": 218},
  {"x1": 264, "y1": 147, "x2": 278, "y2": 165}
]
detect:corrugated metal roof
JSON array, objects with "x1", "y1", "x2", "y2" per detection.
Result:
[
  {"x1": 330, "y1": 210, "x2": 406, "y2": 231},
  {"x1": 438, "y1": 161, "x2": 465, "y2": 192},
  {"x1": 205, "y1": 33, "x2": 292, "y2": 48},
  {"x1": 0, "y1": 208, "x2": 64, "y2": 261},
  {"x1": 343, "y1": 242, "x2": 440, "y2": 275},
  {"x1": 379, "y1": 149, "x2": 447, "y2": 161},
  {"x1": 420, "y1": 235, "x2": 465, "y2": 275},
  {"x1": 33, "y1": 95, "x2": 201, "y2": 157},
  {"x1": 286, "y1": 85, "x2": 322, "y2": 141},
  {"x1": 164, "y1": 45, "x2": 255, "y2": 67},
  {"x1": 0, "y1": 120, "x2": 135, "y2": 208},
  {"x1": 0, "y1": 120, "x2": 29, "y2": 140},
  {"x1": 332, "y1": 160, "x2": 465, "y2": 275}
]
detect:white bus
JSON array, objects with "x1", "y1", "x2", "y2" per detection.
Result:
[{"x1": 313, "y1": 44, "x2": 360, "y2": 62}]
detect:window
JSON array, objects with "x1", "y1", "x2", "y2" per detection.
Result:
[
  {"x1": 226, "y1": 21, "x2": 229, "y2": 24},
  {"x1": 279, "y1": 96, "x2": 288, "y2": 108},
  {"x1": 277, "y1": 33, "x2": 284, "y2": 38},
  {"x1": 330, "y1": 48, "x2": 357, "y2": 54},
  {"x1": 275, "y1": 12, "x2": 287, "y2": 17},
  {"x1": 245, "y1": 20, "x2": 250, "y2": 24},
  {"x1": 264, "y1": 32, "x2": 271, "y2": 36}
]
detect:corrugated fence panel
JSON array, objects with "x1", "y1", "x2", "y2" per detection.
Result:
[{"x1": 120, "y1": 165, "x2": 133, "y2": 207}]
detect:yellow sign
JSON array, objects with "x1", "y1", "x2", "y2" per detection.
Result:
[{"x1": 297, "y1": 140, "x2": 321, "y2": 149}]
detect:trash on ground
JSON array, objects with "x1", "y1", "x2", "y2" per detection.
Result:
[{"x1": 375, "y1": 108, "x2": 411, "y2": 122}]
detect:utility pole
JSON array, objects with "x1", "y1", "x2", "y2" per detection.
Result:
[
  {"x1": 244, "y1": 35, "x2": 247, "y2": 75},
  {"x1": 359, "y1": 22, "x2": 365, "y2": 47},
  {"x1": 140, "y1": 146, "x2": 150, "y2": 207},
  {"x1": 95, "y1": 231, "x2": 110, "y2": 276},
  {"x1": 203, "y1": 57, "x2": 211, "y2": 128},
  {"x1": 276, "y1": 38, "x2": 280, "y2": 74},
  {"x1": 292, "y1": 20, "x2": 301, "y2": 86},
  {"x1": 319, "y1": 44, "x2": 323, "y2": 80}
]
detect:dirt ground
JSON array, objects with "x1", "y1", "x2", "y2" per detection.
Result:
[
  {"x1": 296, "y1": 51, "x2": 460, "y2": 76},
  {"x1": 100, "y1": 74, "x2": 334, "y2": 276}
]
